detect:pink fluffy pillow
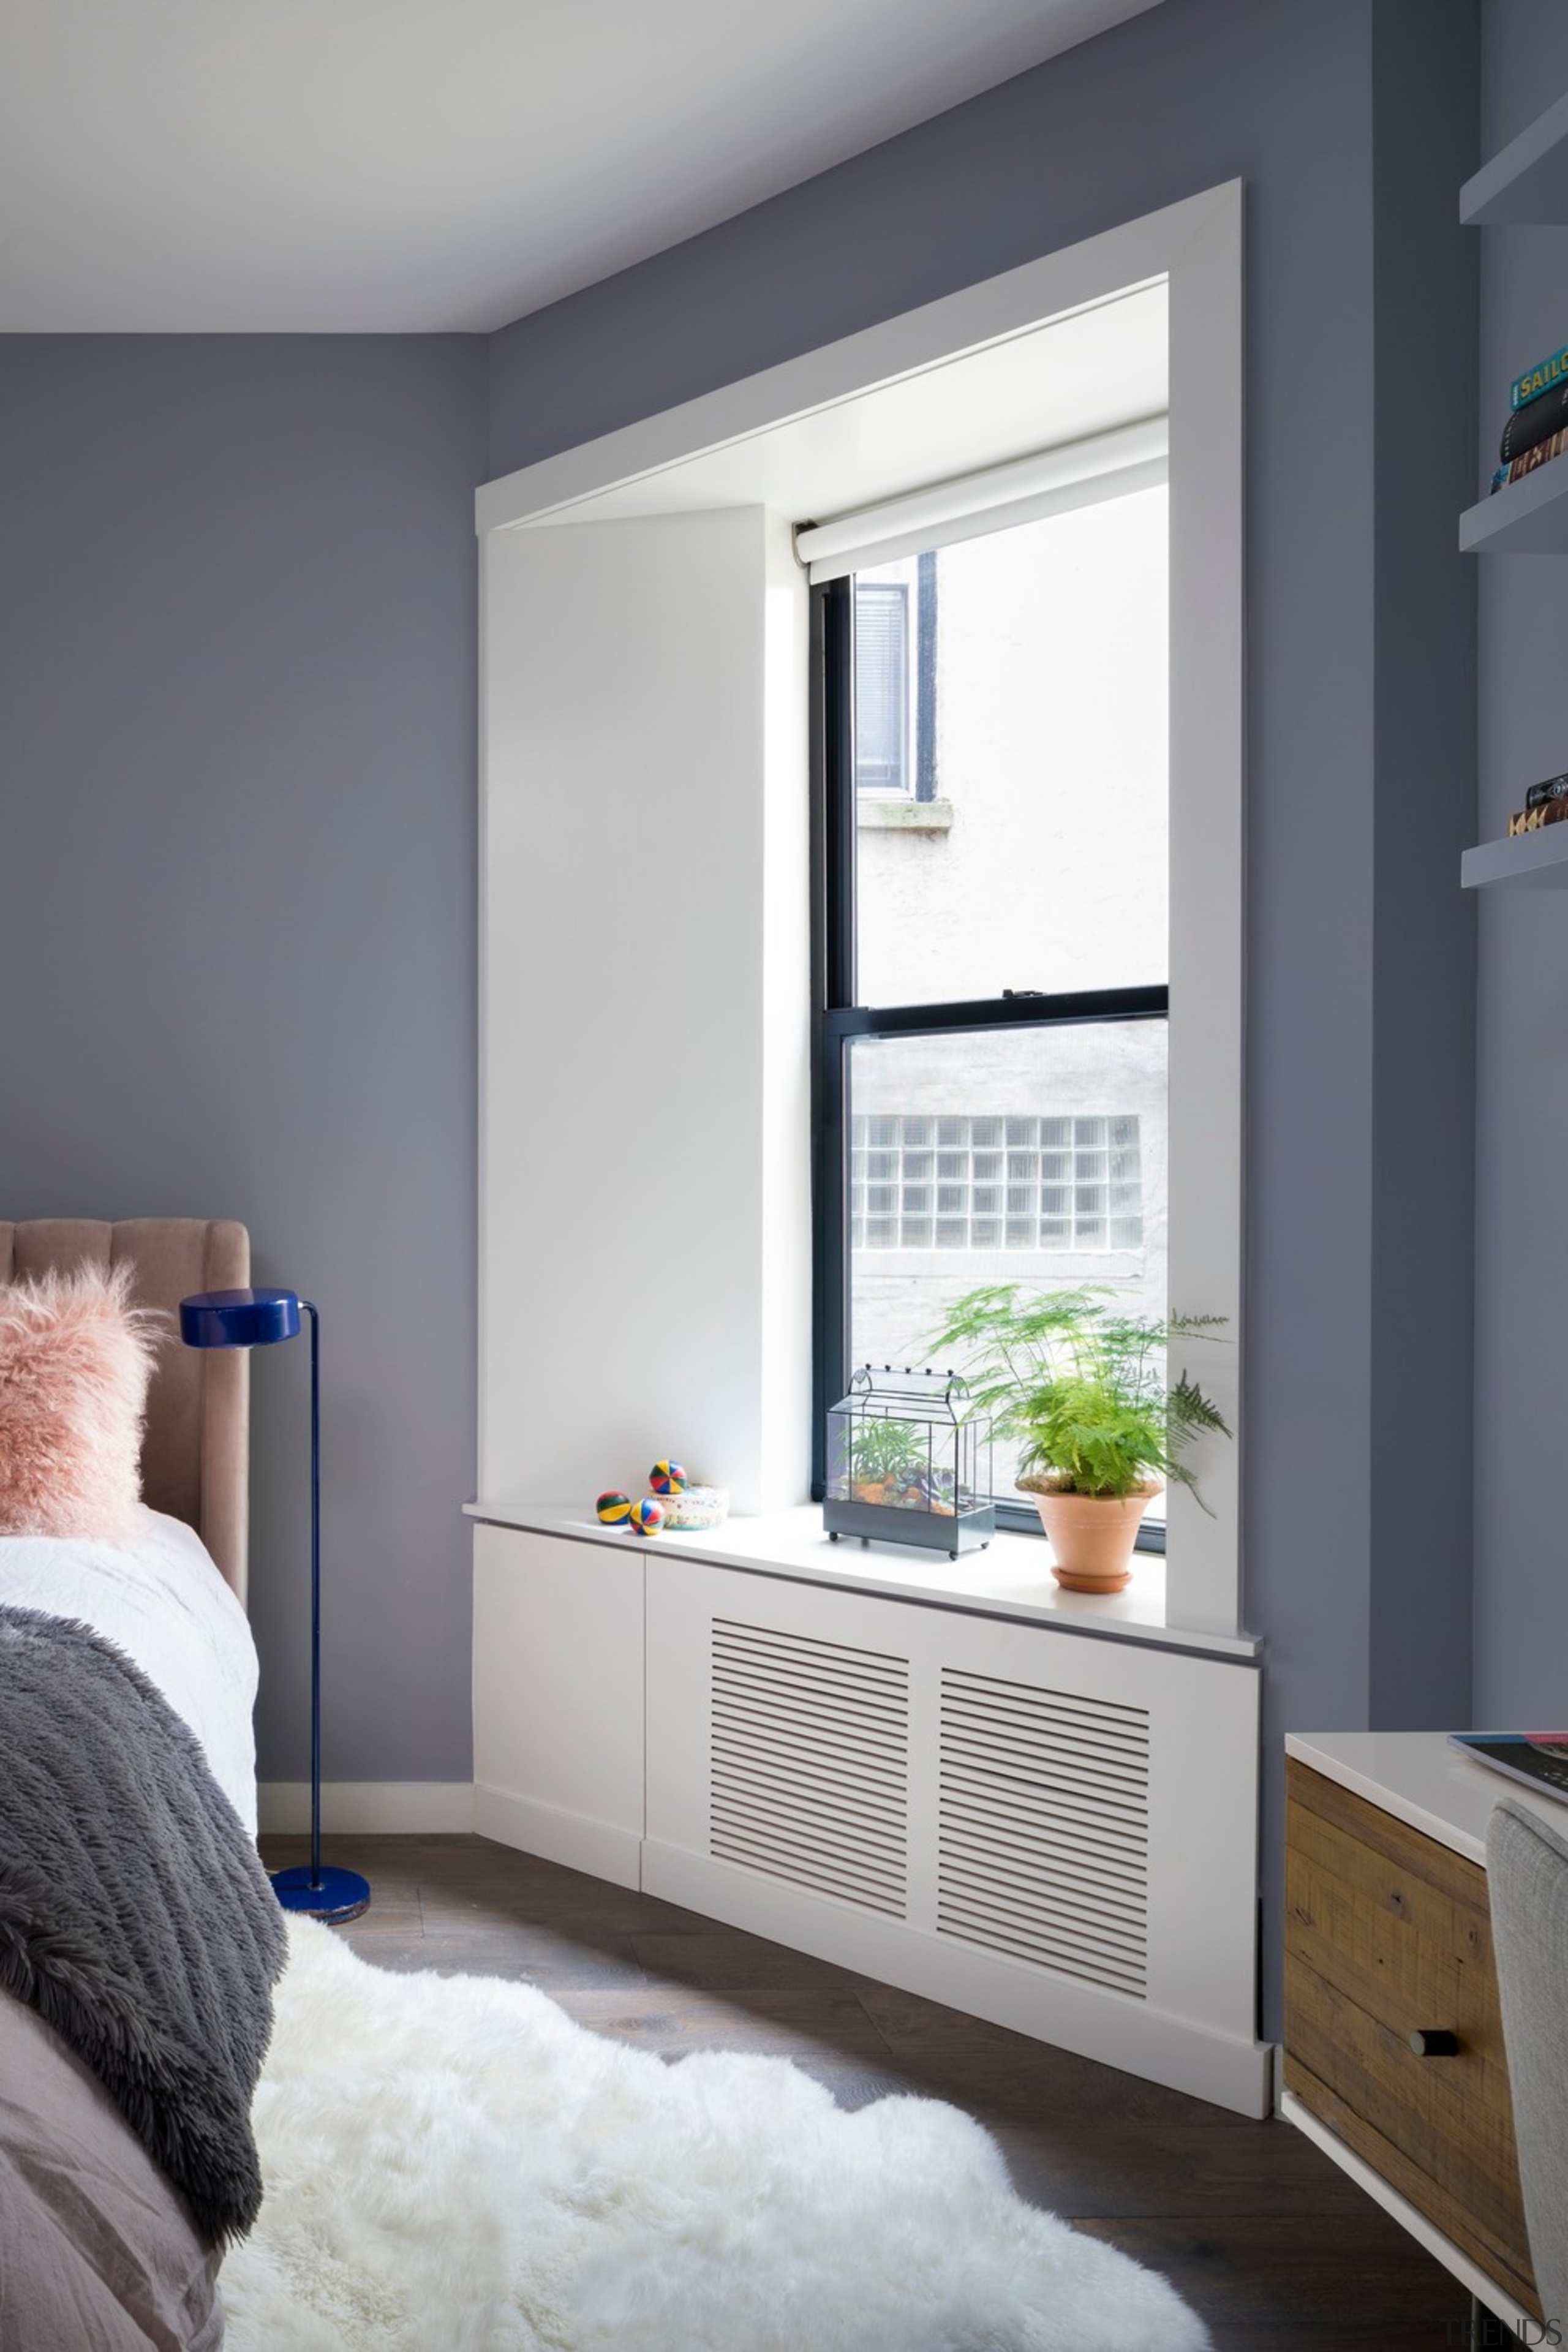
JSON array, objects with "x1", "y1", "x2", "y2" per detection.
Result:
[{"x1": 0, "y1": 1264, "x2": 164, "y2": 1540}]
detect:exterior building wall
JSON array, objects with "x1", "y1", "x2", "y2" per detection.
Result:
[{"x1": 857, "y1": 486, "x2": 1168, "y2": 1006}]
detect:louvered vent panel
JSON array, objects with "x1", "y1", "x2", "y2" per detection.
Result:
[
  {"x1": 938, "y1": 1668, "x2": 1150, "y2": 1996},
  {"x1": 709, "y1": 1618, "x2": 910, "y2": 1917}
]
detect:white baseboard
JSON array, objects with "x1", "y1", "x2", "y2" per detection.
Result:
[
  {"x1": 472, "y1": 1782, "x2": 642, "y2": 1891},
  {"x1": 259, "y1": 1773, "x2": 1268, "y2": 2114},
  {"x1": 643, "y1": 1839, "x2": 1273, "y2": 2120},
  {"x1": 257, "y1": 1781, "x2": 476, "y2": 1834}
]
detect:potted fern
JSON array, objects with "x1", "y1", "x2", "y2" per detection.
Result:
[{"x1": 926, "y1": 1284, "x2": 1229, "y2": 1592}]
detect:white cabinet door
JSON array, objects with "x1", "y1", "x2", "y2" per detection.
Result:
[{"x1": 472, "y1": 1525, "x2": 644, "y2": 1888}]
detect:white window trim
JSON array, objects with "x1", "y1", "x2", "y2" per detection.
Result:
[{"x1": 477, "y1": 181, "x2": 1244, "y2": 1638}]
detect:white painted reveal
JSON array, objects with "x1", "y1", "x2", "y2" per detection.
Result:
[{"x1": 480, "y1": 506, "x2": 810, "y2": 1514}]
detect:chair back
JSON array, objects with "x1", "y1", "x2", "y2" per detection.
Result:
[{"x1": 1487, "y1": 1795, "x2": 1568, "y2": 2337}]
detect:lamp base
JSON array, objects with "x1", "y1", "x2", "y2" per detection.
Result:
[{"x1": 271, "y1": 1864, "x2": 371, "y2": 1924}]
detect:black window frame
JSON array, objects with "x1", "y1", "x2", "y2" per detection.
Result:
[{"x1": 809, "y1": 571, "x2": 1171, "y2": 1542}]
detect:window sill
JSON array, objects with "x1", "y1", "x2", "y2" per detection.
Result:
[
  {"x1": 462, "y1": 1496, "x2": 1259, "y2": 1662},
  {"x1": 856, "y1": 796, "x2": 954, "y2": 833}
]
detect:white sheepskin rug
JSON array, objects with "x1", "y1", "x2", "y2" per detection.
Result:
[{"x1": 221, "y1": 1918, "x2": 1210, "y2": 2352}]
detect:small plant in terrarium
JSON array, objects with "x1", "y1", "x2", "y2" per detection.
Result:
[{"x1": 845, "y1": 1418, "x2": 928, "y2": 1507}]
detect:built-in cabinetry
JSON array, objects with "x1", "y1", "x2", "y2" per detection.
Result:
[
  {"x1": 1283, "y1": 1732, "x2": 1560, "y2": 2337},
  {"x1": 471, "y1": 189, "x2": 1260, "y2": 2130},
  {"x1": 472, "y1": 1517, "x2": 1270, "y2": 2116},
  {"x1": 1461, "y1": 88, "x2": 1568, "y2": 888}
]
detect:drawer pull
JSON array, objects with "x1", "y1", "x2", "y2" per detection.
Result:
[{"x1": 1408, "y1": 2028, "x2": 1460, "y2": 2057}]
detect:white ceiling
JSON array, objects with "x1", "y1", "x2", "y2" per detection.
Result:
[{"x1": 0, "y1": 0, "x2": 1164, "y2": 333}]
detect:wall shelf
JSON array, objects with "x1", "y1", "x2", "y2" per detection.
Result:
[
  {"x1": 1460, "y1": 456, "x2": 1568, "y2": 554},
  {"x1": 1461, "y1": 826, "x2": 1568, "y2": 891},
  {"x1": 1461, "y1": 86, "x2": 1568, "y2": 225},
  {"x1": 1463, "y1": 85, "x2": 1568, "y2": 894}
]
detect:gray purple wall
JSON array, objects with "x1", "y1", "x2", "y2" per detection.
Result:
[
  {"x1": 1474, "y1": 0, "x2": 1568, "y2": 1726},
  {"x1": 0, "y1": 336, "x2": 486, "y2": 1785},
  {"x1": 1369, "y1": 5, "x2": 1480, "y2": 1727}
]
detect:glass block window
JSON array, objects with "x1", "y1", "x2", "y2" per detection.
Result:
[{"x1": 850, "y1": 1114, "x2": 1143, "y2": 1251}]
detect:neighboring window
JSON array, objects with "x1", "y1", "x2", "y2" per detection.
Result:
[
  {"x1": 813, "y1": 478, "x2": 1169, "y2": 1536},
  {"x1": 853, "y1": 582, "x2": 908, "y2": 793},
  {"x1": 853, "y1": 552, "x2": 939, "y2": 801},
  {"x1": 850, "y1": 1113, "x2": 1143, "y2": 1251}
]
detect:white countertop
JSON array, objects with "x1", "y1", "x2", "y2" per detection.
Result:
[
  {"x1": 1286, "y1": 1730, "x2": 1568, "y2": 1867},
  {"x1": 465, "y1": 1496, "x2": 1261, "y2": 1662}
]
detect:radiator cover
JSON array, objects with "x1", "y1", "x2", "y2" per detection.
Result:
[{"x1": 644, "y1": 1556, "x2": 1264, "y2": 2113}]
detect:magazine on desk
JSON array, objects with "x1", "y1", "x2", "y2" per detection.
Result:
[{"x1": 1450, "y1": 1731, "x2": 1568, "y2": 1806}]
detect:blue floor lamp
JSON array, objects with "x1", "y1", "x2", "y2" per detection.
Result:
[{"x1": 180, "y1": 1286, "x2": 371, "y2": 1924}]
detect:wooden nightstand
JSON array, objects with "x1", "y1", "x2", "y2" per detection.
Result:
[{"x1": 1283, "y1": 1732, "x2": 1566, "y2": 2335}]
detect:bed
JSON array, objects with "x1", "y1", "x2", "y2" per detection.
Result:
[
  {"x1": 0, "y1": 1227, "x2": 1219, "y2": 2352},
  {"x1": 0, "y1": 1216, "x2": 267, "y2": 2351},
  {"x1": 0, "y1": 1216, "x2": 252, "y2": 1592}
]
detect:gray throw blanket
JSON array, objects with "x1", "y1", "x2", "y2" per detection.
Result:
[{"x1": 0, "y1": 1605, "x2": 286, "y2": 2247}]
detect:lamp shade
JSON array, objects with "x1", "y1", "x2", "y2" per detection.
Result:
[{"x1": 179, "y1": 1287, "x2": 301, "y2": 1349}]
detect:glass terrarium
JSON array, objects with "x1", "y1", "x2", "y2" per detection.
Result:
[{"x1": 824, "y1": 1366, "x2": 993, "y2": 1558}]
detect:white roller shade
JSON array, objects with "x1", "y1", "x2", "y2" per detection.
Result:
[{"x1": 795, "y1": 414, "x2": 1168, "y2": 581}]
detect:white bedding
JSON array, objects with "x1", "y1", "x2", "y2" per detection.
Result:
[{"x1": 0, "y1": 1507, "x2": 258, "y2": 1833}]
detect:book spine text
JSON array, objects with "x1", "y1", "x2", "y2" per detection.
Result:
[
  {"x1": 1508, "y1": 426, "x2": 1568, "y2": 481},
  {"x1": 1512, "y1": 343, "x2": 1568, "y2": 409}
]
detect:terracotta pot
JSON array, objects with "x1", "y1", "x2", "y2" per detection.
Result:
[{"x1": 1019, "y1": 1478, "x2": 1161, "y2": 1593}]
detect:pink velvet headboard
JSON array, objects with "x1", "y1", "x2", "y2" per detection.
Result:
[{"x1": 0, "y1": 1219, "x2": 251, "y2": 1606}]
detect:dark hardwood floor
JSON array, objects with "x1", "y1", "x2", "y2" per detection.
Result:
[{"x1": 259, "y1": 1831, "x2": 1474, "y2": 2350}]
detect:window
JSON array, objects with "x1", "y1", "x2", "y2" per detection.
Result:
[
  {"x1": 853, "y1": 583, "x2": 908, "y2": 793},
  {"x1": 853, "y1": 554, "x2": 940, "y2": 801},
  {"x1": 813, "y1": 473, "x2": 1170, "y2": 1536},
  {"x1": 850, "y1": 1112, "x2": 1144, "y2": 1251}
]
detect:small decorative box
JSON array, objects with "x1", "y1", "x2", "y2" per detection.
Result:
[{"x1": 659, "y1": 1483, "x2": 729, "y2": 1531}]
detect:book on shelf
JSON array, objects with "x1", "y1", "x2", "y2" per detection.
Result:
[
  {"x1": 1525, "y1": 772, "x2": 1568, "y2": 812},
  {"x1": 1507, "y1": 426, "x2": 1568, "y2": 483},
  {"x1": 1511, "y1": 343, "x2": 1568, "y2": 410},
  {"x1": 1499, "y1": 383, "x2": 1568, "y2": 466},
  {"x1": 1508, "y1": 799, "x2": 1568, "y2": 837}
]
